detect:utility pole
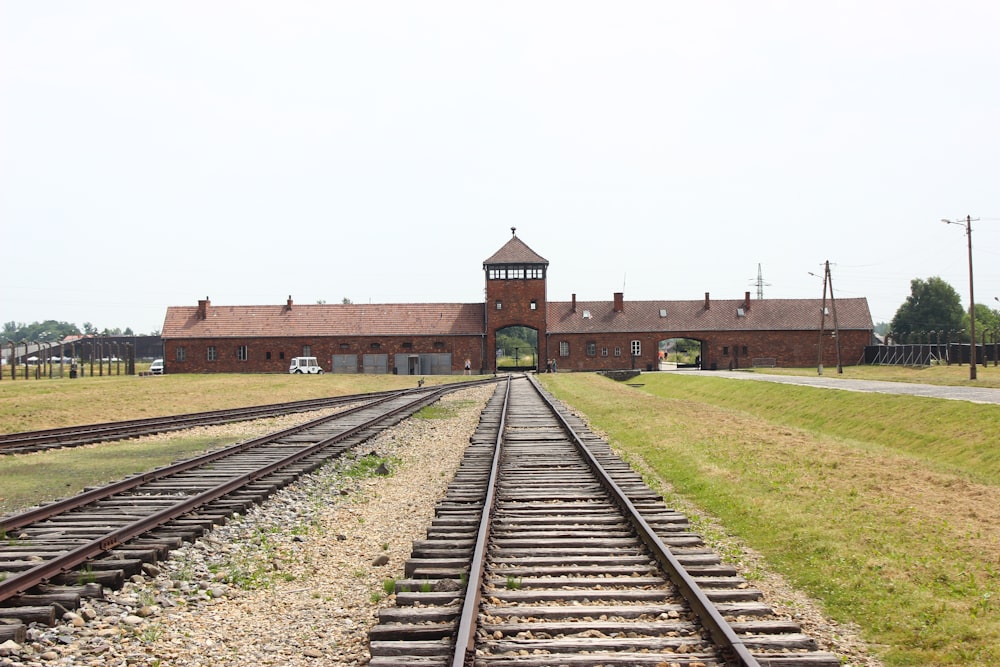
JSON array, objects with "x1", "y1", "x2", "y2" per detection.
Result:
[
  {"x1": 750, "y1": 263, "x2": 771, "y2": 300},
  {"x1": 942, "y1": 215, "x2": 978, "y2": 380},
  {"x1": 815, "y1": 261, "x2": 842, "y2": 375}
]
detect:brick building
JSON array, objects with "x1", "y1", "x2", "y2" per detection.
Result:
[{"x1": 160, "y1": 232, "x2": 873, "y2": 374}]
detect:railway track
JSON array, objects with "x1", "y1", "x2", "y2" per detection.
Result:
[
  {"x1": 0, "y1": 380, "x2": 497, "y2": 643},
  {"x1": 370, "y1": 375, "x2": 840, "y2": 666},
  {"x1": 0, "y1": 387, "x2": 437, "y2": 455}
]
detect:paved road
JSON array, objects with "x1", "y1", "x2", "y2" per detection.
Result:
[{"x1": 681, "y1": 370, "x2": 1000, "y2": 405}]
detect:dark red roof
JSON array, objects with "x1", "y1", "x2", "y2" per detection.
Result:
[
  {"x1": 483, "y1": 235, "x2": 548, "y2": 266},
  {"x1": 162, "y1": 302, "x2": 486, "y2": 339},
  {"x1": 547, "y1": 297, "x2": 873, "y2": 334}
]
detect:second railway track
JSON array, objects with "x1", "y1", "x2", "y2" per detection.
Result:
[{"x1": 0, "y1": 380, "x2": 497, "y2": 642}]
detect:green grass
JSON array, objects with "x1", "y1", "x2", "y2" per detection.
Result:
[
  {"x1": 754, "y1": 362, "x2": 1000, "y2": 389},
  {"x1": 0, "y1": 372, "x2": 472, "y2": 433},
  {"x1": 539, "y1": 372, "x2": 1000, "y2": 667},
  {"x1": 0, "y1": 434, "x2": 230, "y2": 515}
]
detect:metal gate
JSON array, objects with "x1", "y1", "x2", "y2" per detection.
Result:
[
  {"x1": 363, "y1": 353, "x2": 389, "y2": 374},
  {"x1": 331, "y1": 354, "x2": 358, "y2": 374},
  {"x1": 393, "y1": 353, "x2": 452, "y2": 375}
]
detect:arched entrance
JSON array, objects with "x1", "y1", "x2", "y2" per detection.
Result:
[
  {"x1": 495, "y1": 325, "x2": 539, "y2": 371},
  {"x1": 658, "y1": 337, "x2": 704, "y2": 370}
]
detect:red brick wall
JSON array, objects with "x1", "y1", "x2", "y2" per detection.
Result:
[
  {"x1": 485, "y1": 276, "x2": 547, "y2": 372},
  {"x1": 542, "y1": 329, "x2": 871, "y2": 372},
  {"x1": 163, "y1": 335, "x2": 485, "y2": 374}
]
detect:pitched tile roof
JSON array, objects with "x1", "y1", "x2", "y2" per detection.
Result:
[
  {"x1": 483, "y1": 234, "x2": 549, "y2": 266},
  {"x1": 547, "y1": 297, "x2": 873, "y2": 334},
  {"x1": 162, "y1": 302, "x2": 486, "y2": 339}
]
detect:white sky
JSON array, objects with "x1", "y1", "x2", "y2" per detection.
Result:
[{"x1": 3, "y1": 2, "x2": 1000, "y2": 335}]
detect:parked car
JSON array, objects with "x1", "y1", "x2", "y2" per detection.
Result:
[
  {"x1": 289, "y1": 357, "x2": 323, "y2": 374},
  {"x1": 149, "y1": 359, "x2": 164, "y2": 375}
]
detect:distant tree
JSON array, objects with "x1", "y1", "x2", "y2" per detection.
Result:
[
  {"x1": 315, "y1": 299, "x2": 327, "y2": 304},
  {"x1": 123, "y1": 327, "x2": 134, "y2": 336},
  {"x1": 889, "y1": 277, "x2": 964, "y2": 343},
  {"x1": 965, "y1": 303, "x2": 1000, "y2": 344},
  {"x1": 341, "y1": 297, "x2": 353, "y2": 305},
  {"x1": 873, "y1": 322, "x2": 889, "y2": 336},
  {"x1": 83, "y1": 322, "x2": 97, "y2": 335},
  {"x1": 1, "y1": 320, "x2": 81, "y2": 343}
]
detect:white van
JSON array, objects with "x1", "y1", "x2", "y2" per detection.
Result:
[
  {"x1": 289, "y1": 357, "x2": 324, "y2": 374},
  {"x1": 149, "y1": 359, "x2": 164, "y2": 375}
]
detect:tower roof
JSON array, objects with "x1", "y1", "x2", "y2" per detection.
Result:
[{"x1": 483, "y1": 232, "x2": 548, "y2": 266}]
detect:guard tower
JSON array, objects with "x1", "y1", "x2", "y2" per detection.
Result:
[{"x1": 483, "y1": 228, "x2": 549, "y2": 372}]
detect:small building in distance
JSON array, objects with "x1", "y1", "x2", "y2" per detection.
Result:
[{"x1": 160, "y1": 232, "x2": 873, "y2": 374}]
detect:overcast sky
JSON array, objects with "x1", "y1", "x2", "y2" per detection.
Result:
[{"x1": 3, "y1": 2, "x2": 1000, "y2": 335}]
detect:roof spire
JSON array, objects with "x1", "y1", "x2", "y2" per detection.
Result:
[{"x1": 511, "y1": 226, "x2": 517, "y2": 236}]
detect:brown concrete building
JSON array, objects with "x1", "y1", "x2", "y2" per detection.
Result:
[{"x1": 160, "y1": 232, "x2": 873, "y2": 374}]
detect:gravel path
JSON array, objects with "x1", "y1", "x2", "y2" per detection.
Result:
[{"x1": 0, "y1": 383, "x2": 883, "y2": 667}]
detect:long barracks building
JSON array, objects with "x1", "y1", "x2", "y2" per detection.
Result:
[{"x1": 161, "y1": 232, "x2": 874, "y2": 375}]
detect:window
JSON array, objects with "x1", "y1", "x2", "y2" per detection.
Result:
[
  {"x1": 340, "y1": 343, "x2": 350, "y2": 350},
  {"x1": 614, "y1": 346, "x2": 622, "y2": 357},
  {"x1": 559, "y1": 341, "x2": 569, "y2": 357},
  {"x1": 279, "y1": 351, "x2": 285, "y2": 359},
  {"x1": 302, "y1": 345, "x2": 311, "y2": 357},
  {"x1": 370, "y1": 342, "x2": 381, "y2": 349},
  {"x1": 265, "y1": 351, "x2": 272, "y2": 360},
  {"x1": 586, "y1": 342, "x2": 596, "y2": 356},
  {"x1": 433, "y1": 341, "x2": 445, "y2": 349},
  {"x1": 631, "y1": 340, "x2": 641, "y2": 356},
  {"x1": 175, "y1": 346, "x2": 186, "y2": 362},
  {"x1": 495, "y1": 300, "x2": 502, "y2": 310},
  {"x1": 402, "y1": 342, "x2": 413, "y2": 349},
  {"x1": 742, "y1": 346, "x2": 749, "y2": 356},
  {"x1": 723, "y1": 346, "x2": 729, "y2": 356},
  {"x1": 206, "y1": 346, "x2": 216, "y2": 362},
  {"x1": 237, "y1": 345, "x2": 248, "y2": 361},
  {"x1": 601, "y1": 346, "x2": 608, "y2": 357},
  {"x1": 530, "y1": 299, "x2": 537, "y2": 310}
]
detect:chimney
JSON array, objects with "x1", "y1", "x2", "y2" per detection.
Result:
[
  {"x1": 744, "y1": 291, "x2": 751, "y2": 311},
  {"x1": 286, "y1": 295, "x2": 293, "y2": 310},
  {"x1": 704, "y1": 292, "x2": 710, "y2": 310},
  {"x1": 613, "y1": 292, "x2": 624, "y2": 313},
  {"x1": 571, "y1": 294, "x2": 576, "y2": 313},
  {"x1": 197, "y1": 297, "x2": 210, "y2": 320}
]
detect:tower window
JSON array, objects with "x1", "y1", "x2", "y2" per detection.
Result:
[
  {"x1": 495, "y1": 300, "x2": 502, "y2": 310},
  {"x1": 530, "y1": 299, "x2": 537, "y2": 310}
]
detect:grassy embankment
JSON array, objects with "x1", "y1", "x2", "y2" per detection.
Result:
[
  {"x1": 754, "y1": 362, "x2": 1000, "y2": 388},
  {"x1": 538, "y1": 371, "x2": 1000, "y2": 667},
  {"x1": 0, "y1": 373, "x2": 465, "y2": 515}
]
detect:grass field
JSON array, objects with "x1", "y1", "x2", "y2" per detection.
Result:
[
  {"x1": 537, "y1": 371, "x2": 1000, "y2": 667},
  {"x1": 0, "y1": 372, "x2": 462, "y2": 433},
  {"x1": 2, "y1": 368, "x2": 998, "y2": 665},
  {"x1": 753, "y1": 362, "x2": 1000, "y2": 388}
]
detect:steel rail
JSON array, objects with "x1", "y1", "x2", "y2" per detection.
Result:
[
  {"x1": 0, "y1": 384, "x2": 462, "y2": 453},
  {"x1": 450, "y1": 375, "x2": 510, "y2": 667},
  {"x1": 0, "y1": 385, "x2": 458, "y2": 601},
  {"x1": 0, "y1": 391, "x2": 409, "y2": 534},
  {"x1": 525, "y1": 374, "x2": 761, "y2": 667}
]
